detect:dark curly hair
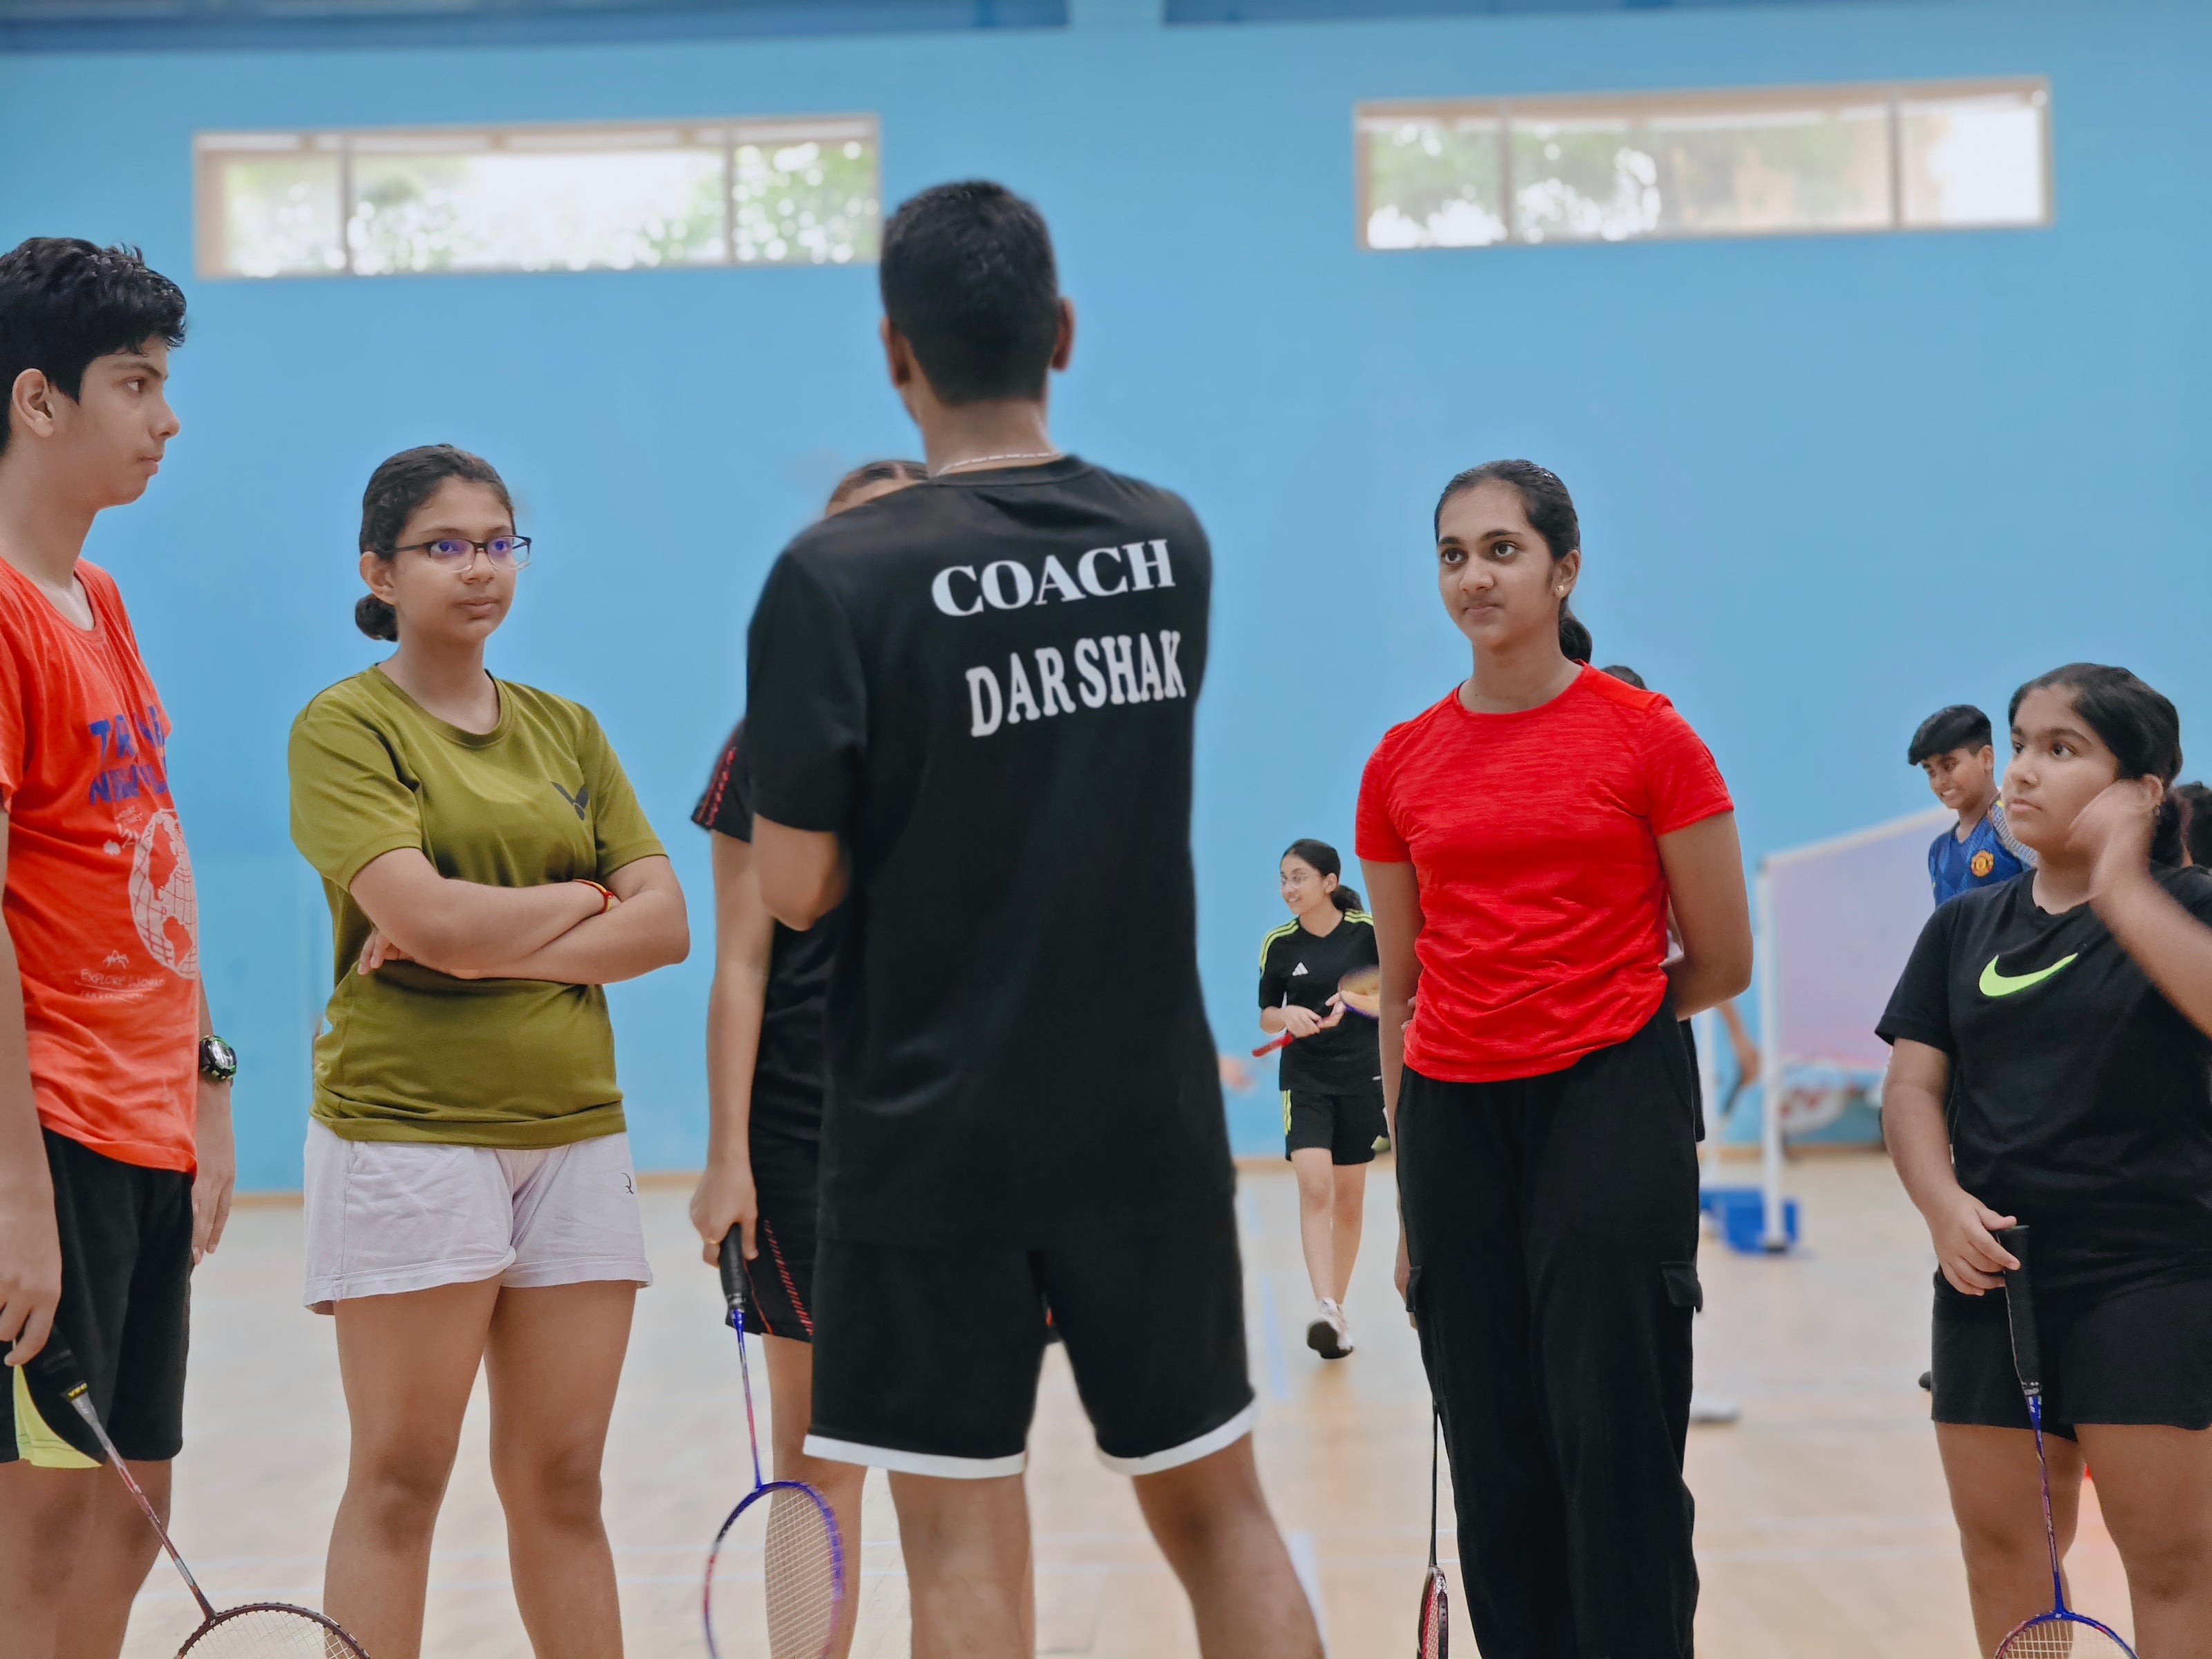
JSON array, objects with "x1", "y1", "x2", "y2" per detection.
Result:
[
  {"x1": 1434, "y1": 458, "x2": 1591, "y2": 662},
  {"x1": 0, "y1": 238, "x2": 187, "y2": 457},
  {"x1": 355, "y1": 444, "x2": 514, "y2": 642}
]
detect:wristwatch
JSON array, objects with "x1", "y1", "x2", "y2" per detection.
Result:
[{"x1": 199, "y1": 1034, "x2": 238, "y2": 1082}]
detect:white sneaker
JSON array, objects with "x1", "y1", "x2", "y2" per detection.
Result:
[
  {"x1": 1689, "y1": 1391, "x2": 1741, "y2": 1425},
  {"x1": 1306, "y1": 1299, "x2": 1353, "y2": 1360}
]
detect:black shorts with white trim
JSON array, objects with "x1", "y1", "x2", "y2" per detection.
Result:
[{"x1": 805, "y1": 1192, "x2": 1255, "y2": 1478}]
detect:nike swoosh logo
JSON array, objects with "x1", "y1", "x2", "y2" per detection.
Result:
[{"x1": 1979, "y1": 953, "x2": 2078, "y2": 997}]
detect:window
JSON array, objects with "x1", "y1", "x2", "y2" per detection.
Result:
[
  {"x1": 1357, "y1": 79, "x2": 2048, "y2": 251},
  {"x1": 196, "y1": 117, "x2": 881, "y2": 279}
]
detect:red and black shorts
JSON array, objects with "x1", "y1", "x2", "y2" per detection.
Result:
[{"x1": 737, "y1": 1130, "x2": 822, "y2": 1343}]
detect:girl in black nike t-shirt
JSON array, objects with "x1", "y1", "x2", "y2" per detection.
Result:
[
  {"x1": 1880, "y1": 663, "x2": 2212, "y2": 1655},
  {"x1": 688, "y1": 458, "x2": 923, "y2": 1659},
  {"x1": 1257, "y1": 838, "x2": 1382, "y2": 1360}
]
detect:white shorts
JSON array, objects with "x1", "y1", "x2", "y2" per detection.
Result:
[{"x1": 302, "y1": 1120, "x2": 653, "y2": 1311}]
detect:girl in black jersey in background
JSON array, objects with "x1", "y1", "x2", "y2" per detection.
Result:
[
  {"x1": 1881, "y1": 664, "x2": 2212, "y2": 1655},
  {"x1": 689, "y1": 458, "x2": 924, "y2": 1657},
  {"x1": 1258, "y1": 839, "x2": 1381, "y2": 1360}
]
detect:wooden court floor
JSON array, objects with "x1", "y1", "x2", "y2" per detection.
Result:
[{"x1": 113, "y1": 1152, "x2": 2133, "y2": 1657}]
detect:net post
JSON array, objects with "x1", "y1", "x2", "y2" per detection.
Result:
[{"x1": 1755, "y1": 863, "x2": 1790, "y2": 1250}]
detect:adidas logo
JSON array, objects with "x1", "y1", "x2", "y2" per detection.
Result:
[{"x1": 1291, "y1": 963, "x2": 1309, "y2": 976}]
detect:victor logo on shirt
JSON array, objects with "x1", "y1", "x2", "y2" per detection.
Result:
[
  {"x1": 930, "y1": 540, "x2": 1175, "y2": 618},
  {"x1": 964, "y1": 630, "x2": 1190, "y2": 738}
]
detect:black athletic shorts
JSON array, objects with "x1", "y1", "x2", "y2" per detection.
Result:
[
  {"x1": 1931, "y1": 1271, "x2": 2212, "y2": 1438},
  {"x1": 1283, "y1": 1086, "x2": 1386, "y2": 1165},
  {"x1": 739, "y1": 1129, "x2": 820, "y2": 1344},
  {"x1": 2, "y1": 1130, "x2": 192, "y2": 1467},
  {"x1": 806, "y1": 1194, "x2": 1255, "y2": 1477}
]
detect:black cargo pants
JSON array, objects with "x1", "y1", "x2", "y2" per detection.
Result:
[{"x1": 1398, "y1": 1006, "x2": 1703, "y2": 1658}]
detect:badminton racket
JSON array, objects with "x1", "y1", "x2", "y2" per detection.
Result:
[
  {"x1": 1995, "y1": 1226, "x2": 2137, "y2": 1659},
  {"x1": 704, "y1": 1231, "x2": 847, "y2": 1659},
  {"x1": 1254, "y1": 966, "x2": 1382, "y2": 1056},
  {"x1": 21, "y1": 1338, "x2": 369, "y2": 1658},
  {"x1": 1416, "y1": 1407, "x2": 1448, "y2": 1658}
]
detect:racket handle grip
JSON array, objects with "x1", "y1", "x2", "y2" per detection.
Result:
[
  {"x1": 718, "y1": 1230, "x2": 748, "y2": 1320},
  {"x1": 16, "y1": 1333, "x2": 84, "y2": 1396},
  {"x1": 2000, "y1": 1225, "x2": 2042, "y2": 1395},
  {"x1": 1252, "y1": 1034, "x2": 1291, "y2": 1057}
]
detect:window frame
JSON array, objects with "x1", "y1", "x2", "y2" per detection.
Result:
[
  {"x1": 1353, "y1": 77, "x2": 2052, "y2": 252},
  {"x1": 194, "y1": 113, "x2": 882, "y2": 281}
]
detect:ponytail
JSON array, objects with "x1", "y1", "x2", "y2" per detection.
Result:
[
  {"x1": 1329, "y1": 883, "x2": 1365, "y2": 914},
  {"x1": 354, "y1": 594, "x2": 399, "y2": 641},
  {"x1": 1559, "y1": 601, "x2": 1592, "y2": 664}
]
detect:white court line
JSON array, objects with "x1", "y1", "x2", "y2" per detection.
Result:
[
  {"x1": 1287, "y1": 1529, "x2": 1330, "y2": 1656},
  {"x1": 1255, "y1": 1273, "x2": 1293, "y2": 1403}
]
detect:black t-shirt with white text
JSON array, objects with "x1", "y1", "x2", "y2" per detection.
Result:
[
  {"x1": 692, "y1": 721, "x2": 839, "y2": 1145},
  {"x1": 743, "y1": 456, "x2": 1229, "y2": 1247},
  {"x1": 1257, "y1": 912, "x2": 1380, "y2": 1094},
  {"x1": 1877, "y1": 865, "x2": 2212, "y2": 1296}
]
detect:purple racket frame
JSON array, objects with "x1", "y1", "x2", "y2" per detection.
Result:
[
  {"x1": 703, "y1": 1234, "x2": 848, "y2": 1659},
  {"x1": 1998, "y1": 1227, "x2": 2139, "y2": 1659}
]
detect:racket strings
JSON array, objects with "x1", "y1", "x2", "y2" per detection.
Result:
[
  {"x1": 1996, "y1": 1615, "x2": 2136, "y2": 1658},
  {"x1": 763, "y1": 1489, "x2": 841, "y2": 1659},
  {"x1": 178, "y1": 1605, "x2": 365, "y2": 1658},
  {"x1": 1418, "y1": 1568, "x2": 1449, "y2": 1659}
]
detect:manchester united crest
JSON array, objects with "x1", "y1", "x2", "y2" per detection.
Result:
[{"x1": 1970, "y1": 849, "x2": 1996, "y2": 879}]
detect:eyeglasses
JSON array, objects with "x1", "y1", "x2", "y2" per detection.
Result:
[{"x1": 390, "y1": 535, "x2": 533, "y2": 570}]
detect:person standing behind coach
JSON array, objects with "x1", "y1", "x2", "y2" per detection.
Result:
[
  {"x1": 1357, "y1": 460, "x2": 1752, "y2": 1658},
  {"x1": 743, "y1": 182, "x2": 1322, "y2": 1659}
]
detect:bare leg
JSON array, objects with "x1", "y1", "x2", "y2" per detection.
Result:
[
  {"x1": 762, "y1": 1333, "x2": 865, "y2": 1659},
  {"x1": 885, "y1": 1471, "x2": 1033, "y2": 1659},
  {"x1": 0, "y1": 1457, "x2": 167, "y2": 1659},
  {"x1": 1936, "y1": 1422, "x2": 2084, "y2": 1655},
  {"x1": 1132, "y1": 1436, "x2": 1322, "y2": 1659},
  {"x1": 1329, "y1": 1163, "x2": 1367, "y2": 1306},
  {"x1": 56, "y1": 1460, "x2": 169, "y2": 1659},
  {"x1": 484, "y1": 1281, "x2": 635, "y2": 1659},
  {"x1": 324, "y1": 1279, "x2": 500, "y2": 1659},
  {"x1": 2075, "y1": 1423, "x2": 2212, "y2": 1658},
  {"x1": 1289, "y1": 1149, "x2": 1336, "y2": 1307}
]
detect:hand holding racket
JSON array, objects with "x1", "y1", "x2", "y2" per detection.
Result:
[
  {"x1": 705, "y1": 1232, "x2": 847, "y2": 1659},
  {"x1": 1254, "y1": 966, "x2": 1382, "y2": 1057},
  {"x1": 1995, "y1": 1227, "x2": 2138, "y2": 1658},
  {"x1": 23, "y1": 1338, "x2": 371, "y2": 1658}
]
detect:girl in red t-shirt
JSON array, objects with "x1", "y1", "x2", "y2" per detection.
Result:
[{"x1": 1356, "y1": 460, "x2": 1751, "y2": 1656}]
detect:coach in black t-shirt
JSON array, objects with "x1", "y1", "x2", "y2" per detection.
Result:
[{"x1": 744, "y1": 182, "x2": 1322, "y2": 1659}]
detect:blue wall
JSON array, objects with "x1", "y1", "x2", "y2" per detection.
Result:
[{"x1": 3, "y1": 0, "x2": 2206, "y2": 1184}]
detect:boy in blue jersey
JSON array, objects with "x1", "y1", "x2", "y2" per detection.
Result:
[{"x1": 1909, "y1": 704, "x2": 2034, "y2": 904}]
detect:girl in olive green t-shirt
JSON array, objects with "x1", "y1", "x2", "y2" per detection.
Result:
[{"x1": 285, "y1": 444, "x2": 688, "y2": 1659}]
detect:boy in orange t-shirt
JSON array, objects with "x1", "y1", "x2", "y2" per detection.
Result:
[{"x1": 0, "y1": 240, "x2": 236, "y2": 1659}]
